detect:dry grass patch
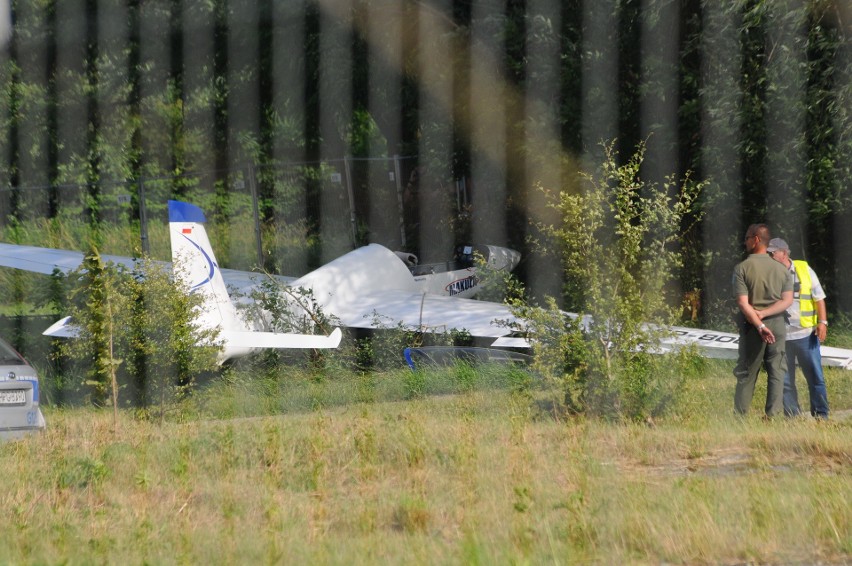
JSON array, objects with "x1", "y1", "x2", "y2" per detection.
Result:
[{"x1": 0, "y1": 367, "x2": 849, "y2": 564}]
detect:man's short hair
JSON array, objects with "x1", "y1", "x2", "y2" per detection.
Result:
[{"x1": 746, "y1": 223, "x2": 771, "y2": 242}]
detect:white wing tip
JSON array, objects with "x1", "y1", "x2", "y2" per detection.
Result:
[{"x1": 43, "y1": 316, "x2": 78, "y2": 338}]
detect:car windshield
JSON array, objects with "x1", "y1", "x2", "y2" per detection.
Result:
[{"x1": 0, "y1": 339, "x2": 25, "y2": 365}]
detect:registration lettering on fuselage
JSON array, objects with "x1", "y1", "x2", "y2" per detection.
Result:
[
  {"x1": 445, "y1": 275, "x2": 479, "y2": 296},
  {"x1": 671, "y1": 329, "x2": 739, "y2": 344}
]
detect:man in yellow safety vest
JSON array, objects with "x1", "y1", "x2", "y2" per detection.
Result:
[{"x1": 767, "y1": 238, "x2": 830, "y2": 418}]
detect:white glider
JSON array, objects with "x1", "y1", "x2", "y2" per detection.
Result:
[{"x1": 1, "y1": 200, "x2": 851, "y2": 369}]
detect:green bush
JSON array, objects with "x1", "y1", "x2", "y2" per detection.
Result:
[
  {"x1": 525, "y1": 141, "x2": 706, "y2": 421},
  {"x1": 57, "y1": 251, "x2": 221, "y2": 413}
]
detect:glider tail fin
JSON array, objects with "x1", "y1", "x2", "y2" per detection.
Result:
[
  {"x1": 167, "y1": 200, "x2": 341, "y2": 360},
  {"x1": 168, "y1": 200, "x2": 242, "y2": 337}
]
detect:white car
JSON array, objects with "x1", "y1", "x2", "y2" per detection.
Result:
[{"x1": 0, "y1": 336, "x2": 46, "y2": 440}]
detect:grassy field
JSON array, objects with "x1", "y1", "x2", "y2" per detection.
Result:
[{"x1": 0, "y1": 360, "x2": 850, "y2": 564}]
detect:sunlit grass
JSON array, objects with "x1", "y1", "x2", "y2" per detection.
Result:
[{"x1": 0, "y1": 361, "x2": 849, "y2": 564}]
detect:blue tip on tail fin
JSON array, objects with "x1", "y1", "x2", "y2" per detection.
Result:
[{"x1": 168, "y1": 200, "x2": 207, "y2": 223}]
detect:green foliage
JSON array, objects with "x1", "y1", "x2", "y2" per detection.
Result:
[
  {"x1": 401, "y1": 368, "x2": 428, "y2": 400},
  {"x1": 452, "y1": 359, "x2": 478, "y2": 392},
  {"x1": 348, "y1": 109, "x2": 388, "y2": 158},
  {"x1": 237, "y1": 279, "x2": 341, "y2": 372},
  {"x1": 248, "y1": 278, "x2": 337, "y2": 336},
  {"x1": 528, "y1": 141, "x2": 705, "y2": 420},
  {"x1": 351, "y1": 313, "x2": 477, "y2": 372},
  {"x1": 57, "y1": 456, "x2": 110, "y2": 489},
  {"x1": 61, "y1": 250, "x2": 123, "y2": 407},
  {"x1": 696, "y1": 0, "x2": 852, "y2": 318},
  {"x1": 356, "y1": 316, "x2": 425, "y2": 371},
  {"x1": 510, "y1": 297, "x2": 590, "y2": 414},
  {"x1": 58, "y1": 253, "x2": 221, "y2": 411},
  {"x1": 124, "y1": 261, "x2": 222, "y2": 409},
  {"x1": 471, "y1": 250, "x2": 525, "y2": 305}
]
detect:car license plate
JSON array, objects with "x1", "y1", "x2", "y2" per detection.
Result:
[{"x1": 0, "y1": 390, "x2": 25, "y2": 405}]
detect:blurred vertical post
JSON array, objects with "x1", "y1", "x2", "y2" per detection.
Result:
[
  {"x1": 469, "y1": 1, "x2": 507, "y2": 249},
  {"x1": 416, "y1": 0, "x2": 455, "y2": 263},
  {"x1": 640, "y1": 0, "x2": 682, "y2": 305},
  {"x1": 764, "y1": 2, "x2": 808, "y2": 248},
  {"x1": 700, "y1": 2, "x2": 744, "y2": 319},
  {"x1": 524, "y1": 0, "x2": 564, "y2": 301},
  {"x1": 317, "y1": 0, "x2": 354, "y2": 262},
  {"x1": 581, "y1": 0, "x2": 618, "y2": 168}
]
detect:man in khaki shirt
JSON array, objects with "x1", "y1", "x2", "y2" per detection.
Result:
[{"x1": 732, "y1": 224, "x2": 793, "y2": 416}]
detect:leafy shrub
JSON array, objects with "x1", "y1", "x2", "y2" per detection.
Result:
[
  {"x1": 56, "y1": 251, "x2": 221, "y2": 413},
  {"x1": 525, "y1": 141, "x2": 706, "y2": 421}
]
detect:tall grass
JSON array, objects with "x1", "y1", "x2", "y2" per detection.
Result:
[{"x1": 0, "y1": 361, "x2": 849, "y2": 564}]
